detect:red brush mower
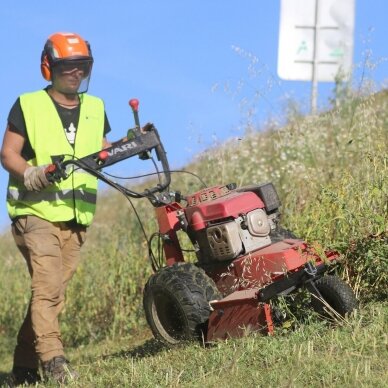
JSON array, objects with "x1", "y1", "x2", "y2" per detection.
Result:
[{"x1": 47, "y1": 99, "x2": 358, "y2": 345}]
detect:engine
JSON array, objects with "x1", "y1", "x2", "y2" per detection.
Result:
[{"x1": 184, "y1": 183, "x2": 281, "y2": 263}]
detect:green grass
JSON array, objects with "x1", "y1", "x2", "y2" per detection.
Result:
[
  {"x1": 0, "y1": 303, "x2": 386, "y2": 387},
  {"x1": 0, "y1": 86, "x2": 387, "y2": 385}
]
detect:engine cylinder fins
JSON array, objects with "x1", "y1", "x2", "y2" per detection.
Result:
[{"x1": 186, "y1": 184, "x2": 236, "y2": 207}]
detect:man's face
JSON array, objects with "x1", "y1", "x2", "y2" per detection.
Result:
[{"x1": 51, "y1": 60, "x2": 92, "y2": 95}]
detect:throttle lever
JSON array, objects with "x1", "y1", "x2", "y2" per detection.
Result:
[
  {"x1": 45, "y1": 159, "x2": 67, "y2": 183},
  {"x1": 129, "y1": 98, "x2": 140, "y2": 129},
  {"x1": 129, "y1": 98, "x2": 152, "y2": 160}
]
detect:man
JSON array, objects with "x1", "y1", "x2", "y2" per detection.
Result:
[{"x1": 1, "y1": 32, "x2": 111, "y2": 385}]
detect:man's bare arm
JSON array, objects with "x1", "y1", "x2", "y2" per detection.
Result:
[{"x1": 1, "y1": 126, "x2": 28, "y2": 181}]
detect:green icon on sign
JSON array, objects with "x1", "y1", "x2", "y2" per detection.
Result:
[
  {"x1": 297, "y1": 40, "x2": 308, "y2": 55},
  {"x1": 330, "y1": 47, "x2": 345, "y2": 58}
]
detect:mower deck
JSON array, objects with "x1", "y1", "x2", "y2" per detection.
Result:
[{"x1": 205, "y1": 239, "x2": 338, "y2": 341}]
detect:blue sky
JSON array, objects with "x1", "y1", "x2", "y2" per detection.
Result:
[{"x1": 0, "y1": 1, "x2": 386, "y2": 229}]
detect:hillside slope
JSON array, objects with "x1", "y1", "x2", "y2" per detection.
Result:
[{"x1": 0, "y1": 90, "x2": 387, "y2": 385}]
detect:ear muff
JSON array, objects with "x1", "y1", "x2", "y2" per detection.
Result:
[
  {"x1": 40, "y1": 35, "x2": 93, "y2": 83},
  {"x1": 40, "y1": 51, "x2": 51, "y2": 81}
]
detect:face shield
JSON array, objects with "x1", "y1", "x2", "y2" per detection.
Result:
[{"x1": 51, "y1": 58, "x2": 94, "y2": 94}]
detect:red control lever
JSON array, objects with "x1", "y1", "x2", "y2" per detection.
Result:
[
  {"x1": 45, "y1": 164, "x2": 57, "y2": 174},
  {"x1": 44, "y1": 162, "x2": 67, "y2": 183},
  {"x1": 129, "y1": 98, "x2": 139, "y2": 112},
  {"x1": 96, "y1": 150, "x2": 109, "y2": 166},
  {"x1": 98, "y1": 150, "x2": 109, "y2": 161},
  {"x1": 129, "y1": 98, "x2": 140, "y2": 128}
]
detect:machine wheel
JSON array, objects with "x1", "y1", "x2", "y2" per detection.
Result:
[
  {"x1": 143, "y1": 263, "x2": 222, "y2": 345},
  {"x1": 310, "y1": 275, "x2": 358, "y2": 317}
]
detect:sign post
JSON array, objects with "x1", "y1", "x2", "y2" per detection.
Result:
[{"x1": 278, "y1": 0, "x2": 355, "y2": 114}]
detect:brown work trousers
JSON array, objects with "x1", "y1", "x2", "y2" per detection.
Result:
[{"x1": 11, "y1": 215, "x2": 86, "y2": 368}]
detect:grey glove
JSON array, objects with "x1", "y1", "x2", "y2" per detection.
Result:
[{"x1": 23, "y1": 166, "x2": 50, "y2": 191}]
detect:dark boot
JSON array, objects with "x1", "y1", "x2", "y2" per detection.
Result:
[
  {"x1": 8, "y1": 366, "x2": 41, "y2": 386},
  {"x1": 42, "y1": 356, "x2": 79, "y2": 384}
]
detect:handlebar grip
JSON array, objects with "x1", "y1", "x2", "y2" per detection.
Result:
[
  {"x1": 45, "y1": 162, "x2": 67, "y2": 183},
  {"x1": 45, "y1": 164, "x2": 58, "y2": 183},
  {"x1": 45, "y1": 164, "x2": 56, "y2": 174}
]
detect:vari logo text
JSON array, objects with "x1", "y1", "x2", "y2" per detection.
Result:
[{"x1": 108, "y1": 142, "x2": 138, "y2": 156}]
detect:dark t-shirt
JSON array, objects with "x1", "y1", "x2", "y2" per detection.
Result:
[{"x1": 7, "y1": 90, "x2": 111, "y2": 161}]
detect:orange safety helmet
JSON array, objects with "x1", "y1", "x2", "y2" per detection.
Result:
[{"x1": 40, "y1": 32, "x2": 93, "y2": 81}]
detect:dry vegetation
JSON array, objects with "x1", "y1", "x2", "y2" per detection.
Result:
[{"x1": 0, "y1": 86, "x2": 387, "y2": 386}]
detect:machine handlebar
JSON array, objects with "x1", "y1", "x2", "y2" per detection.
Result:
[{"x1": 45, "y1": 123, "x2": 171, "y2": 199}]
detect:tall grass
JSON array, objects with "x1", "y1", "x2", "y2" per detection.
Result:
[
  {"x1": 1, "y1": 302, "x2": 386, "y2": 387},
  {"x1": 191, "y1": 90, "x2": 387, "y2": 300},
  {"x1": 0, "y1": 88, "x2": 386, "y2": 350}
]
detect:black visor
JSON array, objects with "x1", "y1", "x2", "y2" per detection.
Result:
[
  {"x1": 54, "y1": 58, "x2": 93, "y2": 78},
  {"x1": 51, "y1": 58, "x2": 94, "y2": 94}
]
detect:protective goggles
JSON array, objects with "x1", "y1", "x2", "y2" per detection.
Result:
[{"x1": 54, "y1": 59, "x2": 93, "y2": 77}]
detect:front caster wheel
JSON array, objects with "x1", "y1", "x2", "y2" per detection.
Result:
[{"x1": 310, "y1": 275, "x2": 358, "y2": 317}]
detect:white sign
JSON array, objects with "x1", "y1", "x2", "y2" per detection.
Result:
[{"x1": 278, "y1": 0, "x2": 355, "y2": 82}]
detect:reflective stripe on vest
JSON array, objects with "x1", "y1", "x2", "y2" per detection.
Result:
[
  {"x1": 7, "y1": 188, "x2": 97, "y2": 204},
  {"x1": 7, "y1": 90, "x2": 105, "y2": 226}
]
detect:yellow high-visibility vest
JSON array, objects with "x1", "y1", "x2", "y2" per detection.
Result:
[{"x1": 7, "y1": 90, "x2": 105, "y2": 226}]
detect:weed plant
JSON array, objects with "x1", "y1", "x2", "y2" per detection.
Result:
[
  {"x1": 0, "y1": 301, "x2": 386, "y2": 387},
  {"x1": 0, "y1": 87, "x2": 386, "y2": 356},
  {"x1": 191, "y1": 90, "x2": 387, "y2": 301}
]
